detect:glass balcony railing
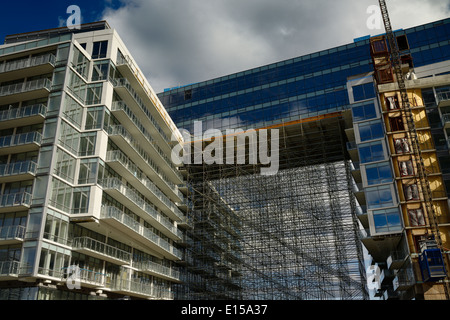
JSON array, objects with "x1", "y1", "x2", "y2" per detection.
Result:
[
  {"x1": 0, "y1": 260, "x2": 20, "y2": 276},
  {"x1": 0, "y1": 53, "x2": 56, "y2": 73},
  {"x1": 106, "y1": 150, "x2": 184, "y2": 220},
  {"x1": 108, "y1": 125, "x2": 181, "y2": 194},
  {"x1": 0, "y1": 131, "x2": 42, "y2": 148},
  {"x1": 0, "y1": 225, "x2": 26, "y2": 241},
  {"x1": 0, "y1": 78, "x2": 51, "y2": 97},
  {"x1": 0, "y1": 160, "x2": 37, "y2": 178},
  {"x1": 100, "y1": 178, "x2": 182, "y2": 239},
  {"x1": 110, "y1": 100, "x2": 182, "y2": 181},
  {"x1": 100, "y1": 207, "x2": 183, "y2": 260},
  {"x1": 0, "y1": 104, "x2": 46, "y2": 122},
  {"x1": 0, "y1": 192, "x2": 32, "y2": 208},
  {"x1": 108, "y1": 278, "x2": 174, "y2": 300},
  {"x1": 134, "y1": 260, "x2": 180, "y2": 280},
  {"x1": 347, "y1": 141, "x2": 357, "y2": 150},
  {"x1": 72, "y1": 236, "x2": 131, "y2": 264}
]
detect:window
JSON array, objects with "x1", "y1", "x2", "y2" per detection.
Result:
[
  {"x1": 394, "y1": 138, "x2": 410, "y2": 154},
  {"x1": 408, "y1": 208, "x2": 425, "y2": 226},
  {"x1": 399, "y1": 160, "x2": 414, "y2": 177},
  {"x1": 357, "y1": 120, "x2": 384, "y2": 142},
  {"x1": 365, "y1": 162, "x2": 392, "y2": 185},
  {"x1": 358, "y1": 141, "x2": 385, "y2": 164},
  {"x1": 373, "y1": 208, "x2": 402, "y2": 234},
  {"x1": 353, "y1": 83, "x2": 375, "y2": 102},
  {"x1": 404, "y1": 183, "x2": 420, "y2": 201},
  {"x1": 85, "y1": 106, "x2": 104, "y2": 130},
  {"x1": 92, "y1": 41, "x2": 108, "y2": 59},
  {"x1": 92, "y1": 60, "x2": 109, "y2": 81},
  {"x1": 352, "y1": 102, "x2": 377, "y2": 122},
  {"x1": 389, "y1": 116, "x2": 404, "y2": 132},
  {"x1": 366, "y1": 185, "x2": 395, "y2": 209}
]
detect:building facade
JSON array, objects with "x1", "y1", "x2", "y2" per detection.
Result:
[
  {"x1": 0, "y1": 22, "x2": 187, "y2": 300},
  {"x1": 159, "y1": 18, "x2": 450, "y2": 299}
]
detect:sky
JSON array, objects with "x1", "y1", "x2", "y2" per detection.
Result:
[{"x1": 1, "y1": 1, "x2": 449, "y2": 93}]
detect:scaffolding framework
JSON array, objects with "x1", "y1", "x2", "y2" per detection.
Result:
[{"x1": 174, "y1": 114, "x2": 368, "y2": 300}]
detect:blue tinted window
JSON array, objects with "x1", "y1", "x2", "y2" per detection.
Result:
[
  {"x1": 365, "y1": 162, "x2": 392, "y2": 185},
  {"x1": 372, "y1": 208, "x2": 402, "y2": 233},
  {"x1": 366, "y1": 185, "x2": 394, "y2": 209},
  {"x1": 353, "y1": 82, "x2": 376, "y2": 102},
  {"x1": 358, "y1": 141, "x2": 385, "y2": 164},
  {"x1": 352, "y1": 103, "x2": 376, "y2": 122},
  {"x1": 358, "y1": 120, "x2": 384, "y2": 142}
]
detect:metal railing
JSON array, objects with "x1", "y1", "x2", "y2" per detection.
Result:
[
  {"x1": 0, "y1": 104, "x2": 46, "y2": 122},
  {"x1": 0, "y1": 78, "x2": 51, "y2": 97},
  {"x1": 0, "y1": 192, "x2": 32, "y2": 208},
  {"x1": 106, "y1": 150, "x2": 184, "y2": 220},
  {"x1": 100, "y1": 206, "x2": 182, "y2": 259},
  {"x1": 72, "y1": 236, "x2": 131, "y2": 263},
  {"x1": 0, "y1": 225, "x2": 26, "y2": 240},
  {"x1": 437, "y1": 91, "x2": 450, "y2": 104},
  {"x1": 134, "y1": 260, "x2": 180, "y2": 280},
  {"x1": 0, "y1": 131, "x2": 42, "y2": 148},
  {"x1": 0, "y1": 160, "x2": 37, "y2": 178},
  {"x1": 108, "y1": 278, "x2": 174, "y2": 299},
  {"x1": 0, "y1": 260, "x2": 20, "y2": 276},
  {"x1": 0, "y1": 53, "x2": 56, "y2": 73},
  {"x1": 100, "y1": 178, "x2": 182, "y2": 239}
]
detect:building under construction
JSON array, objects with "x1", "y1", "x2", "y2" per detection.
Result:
[{"x1": 160, "y1": 9, "x2": 450, "y2": 300}]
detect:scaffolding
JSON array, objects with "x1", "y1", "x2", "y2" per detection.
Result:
[{"x1": 174, "y1": 114, "x2": 368, "y2": 300}]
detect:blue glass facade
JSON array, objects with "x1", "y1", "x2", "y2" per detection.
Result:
[{"x1": 158, "y1": 18, "x2": 450, "y2": 132}]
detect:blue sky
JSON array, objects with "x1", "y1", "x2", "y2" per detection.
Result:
[{"x1": 1, "y1": 1, "x2": 449, "y2": 93}]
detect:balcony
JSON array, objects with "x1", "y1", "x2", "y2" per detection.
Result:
[
  {"x1": 0, "y1": 104, "x2": 46, "y2": 129},
  {"x1": 100, "y1": 178, "x2": 182, "y2": 241},
  {"x1": 106, "y1": 150, "x2": 184, "y2": 221},
  {"x1": 71, "y1": 236, "x2": 131, "y2": 266},
  {"x1": 0, "y1": 261, "x2": 20, "y2": 280},
  {"x1": 100, "y1": 206, "x2": 182, "y2": 261},
  {"x1": 113, "y1": 55, "x2": 182, "y2": 144},
  {"x1": 0, "y1": 160, "x2": 37, "y2": 183},
  {"x1": 109, "y1": 100, "x2": 183, "y2": 184},
  {"x1": 0, "y1": 225, "x2": 26, "y2": 245},
  {"x1": 0, "y1": 54, "x2": 56, "y2": 82},
  {"x1": 0, "y1": 192, "x2": 32, "y2": 213},
  {"x1": 0, "y1": 78, "x2": 51, "y2": 104},
  {"x1": 108, "y1": 125, "x2": 183, "y2": 203},
  {"x1": 108, "y1": 278, "x2": 174, "y2": 300},
  {"x1": 442, "y1": 113, "x2": 450, "y2": 129},
  {"x1": 134, "y1": 260, "x2": 181, "y2": 282},
  {"x1": 387, "y1": 249, "x2": 409, "y2": 270},
  {"x1": 437, "y1": 91, "x2": 450, "y2": 108},
  {"x1": 0, "y1": 131, "x2": 42, "y2": 155}
]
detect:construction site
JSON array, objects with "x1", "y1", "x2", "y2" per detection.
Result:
[{"x1": 174, "y1": 114, "x2": 368, "y2": 300}]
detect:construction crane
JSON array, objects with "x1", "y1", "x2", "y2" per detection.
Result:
[{"x1": 378, "y1": 0, "x2": 450, "y2": 300}]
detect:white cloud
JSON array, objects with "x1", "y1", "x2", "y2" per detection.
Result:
[{"x1": 102, "y1": 0, "x2": 450, "y2": 93}]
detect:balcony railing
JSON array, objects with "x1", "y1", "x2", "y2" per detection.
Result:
[
  {"x1": 0, "y1": 104, "x2": 46, "y2": 122},
  {"x1": 100, "y1": 206, "x2": 182, "y2": 259},
  {"x1": 108, "y1": 278, "x2": 174, "y2": 299},
  {"x1": 100, "y1": 178, "x2": 182, "y2": 239},
  {"x1": 0, "y1": 160, "x2": 37, "y2": 178},
  {"x1": 0, "y1": 131, "x2": 42, "y2": 149},
  {"x1": 0, "y1": 225, "x2": 26, "y2": 241},
  {"x1": 347, "y1": 141, "x2": 357, "y2": 150},
  {"x1": 0, "y1": 260, "x2": 20, "y2": 276},
  {"x1": 108, "y1": 125, "x2": 180, "y2": 193},
  {"x1": 0, "y1": 192, "x2": 32, "y2": 208},
  {"x1": 134, "y1": 260, "x2": 180, "y2": 281},
  {"x1": 0, "y1": 78, "x2": 51, "y2": 97},
  {"x1": 106, "y1": 150, "x2": 184, "y2": 220},
  {"x1": 72, "y1": 236, "x2": 131, "y2": 264},
  {"x1": 0, "y1": 53, "x2": 56, "y2": 73},
  {"x1": 110, "y1": 100, "x2": 183, "y2": 181}
]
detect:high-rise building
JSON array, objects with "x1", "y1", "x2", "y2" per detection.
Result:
[
  {"x1": 159, "y1": 17, "x2": 450, "y2": 300},
  {"x1": 0, "y1": 21, "x2": 187, "y2": 300}
]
